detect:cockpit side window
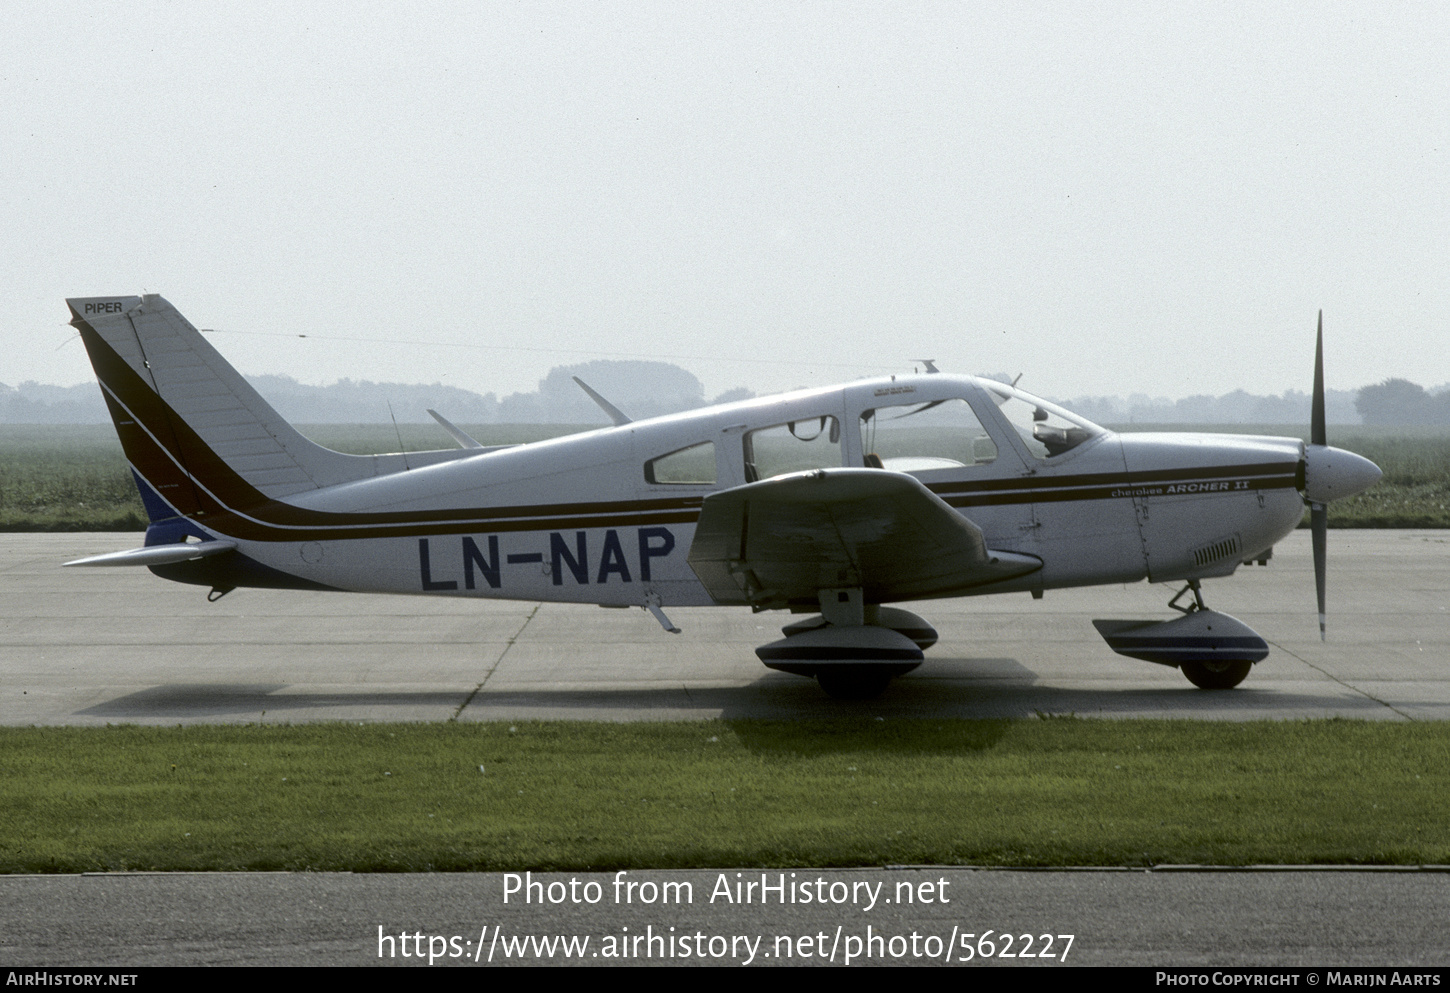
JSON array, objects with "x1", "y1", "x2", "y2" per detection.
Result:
[
  {"x1": 860, "y1": 398, "x2": 997, "y2": 472},
  {"x1": 743, "y1": 416, "x2": 842, "y2": 482},
  {"x1": 644, "y1": 441, "x2": 717, "y2": 485},
  {"x1": 981, "y1": 383, "x2": 1104, "y2": 459}
]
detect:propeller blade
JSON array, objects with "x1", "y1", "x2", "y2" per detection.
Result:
[
  {"x1": 1312, "y1": 311, "x2": 1326, "y2": 448},
  {"x1": 1312, "y1": 502, "x2": 1327, "y2": 641},
  {"x1": 1310, "y1": 311, "x2": 1328, "y2": 639}
]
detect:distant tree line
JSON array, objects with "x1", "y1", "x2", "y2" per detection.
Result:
[
  {"x1": 0, "y1": 360, "x2": 756, "y2": 425},
  {"x1": 1055, "y1": 388, "x2": 1362, "y2": 426},
  {"x1": 4, "y1": 368, "x2": 1447, "y2": 426},
  {"x1": 1035, "y1": 377, "x2": 1447, "y2": 426},
  {"x1": 1354, "y1": 379, "x2": 1450, "y2": 425}
]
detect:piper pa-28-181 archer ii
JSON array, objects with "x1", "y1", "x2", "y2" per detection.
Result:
[{"x1": 64, "y1": 296, "x2": 1382, "y2": 699}]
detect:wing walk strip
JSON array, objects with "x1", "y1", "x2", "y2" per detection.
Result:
[{"x1": 81, "y1": 317, "x2": 1302, "y2": 543}]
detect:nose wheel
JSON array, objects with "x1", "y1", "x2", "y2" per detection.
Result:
[
  {"x1": 1169, "y1": 582, "x2": 1259, "y2": 689},
  {"x1": 1180, "y1": 659, "x2": 1253, "y2": 690},
  {"x1": 757, "y1": 610, "x2": 925, "y2": 700}
]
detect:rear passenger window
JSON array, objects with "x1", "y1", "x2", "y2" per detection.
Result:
[
  {"x1": 743, "y1": 416, "x2": 842, "y2": 481},
  {"x1": 645, "y1": 442, "x2": 717, "y2": 484}
]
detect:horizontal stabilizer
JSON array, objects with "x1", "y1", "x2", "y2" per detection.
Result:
[{"x1": 64, "y1": 541, "x2": 238, "y2": 568}]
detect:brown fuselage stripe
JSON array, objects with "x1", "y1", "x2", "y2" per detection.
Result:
[
  {"x1": 938, "y1": 467, "x2": 1300, "y2": 509},
  {"x1": 77, "y1": 317, "x2": 1303, "y2": 543},
  {"x1": 929, "y1": 460, "x2": 1298, "y2": 495}
]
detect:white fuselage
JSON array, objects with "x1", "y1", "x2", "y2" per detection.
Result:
[{"x1": 182, "y1": 374, "x2": 1307, "y2": 608}]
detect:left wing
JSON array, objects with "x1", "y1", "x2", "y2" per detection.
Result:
[{"x1": 686, "y1": 468, "x2": 1040, "y2": 608}]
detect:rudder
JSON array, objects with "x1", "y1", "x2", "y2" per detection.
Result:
[{"x1": 68, "y1": 295, "x2": 474, "y2": 524}]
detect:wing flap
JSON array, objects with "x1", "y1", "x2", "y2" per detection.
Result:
[{"x1": 687, "y1": 468, "x2": 1039, "y2": 606}]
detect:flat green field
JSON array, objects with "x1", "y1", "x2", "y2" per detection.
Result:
[
  {"x1": 2, "y1": 423, "x2": 1447, "y2": 530},
  {"x1": 2, "y1": 719, "x2": 1446, "y2": 873},
  {"x1": 0, "y1": 424, "x2": 591, "y2": 531}
]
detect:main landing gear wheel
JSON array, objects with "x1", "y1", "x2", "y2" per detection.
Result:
[
  {"x1": 1180, "y1": 659, "x2": 1253, "y2": 690},
  {"x1": 816, "y1": 667, "x2": 895, "y2": 700},
  {"x1": 756, "y1": 626, "x2": 923, "y2": 700}
]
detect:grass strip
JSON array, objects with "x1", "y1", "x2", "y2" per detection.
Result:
[{"x1": 2, "y1": 719, "x2": 1446, "y2": 873}]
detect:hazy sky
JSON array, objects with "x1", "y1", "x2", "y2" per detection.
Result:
[{"x1": 5, "y1": 2, "x2": 1447, "y2": 403}]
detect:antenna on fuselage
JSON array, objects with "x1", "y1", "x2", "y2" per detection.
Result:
[
  {"x1": 427, "y1": 408, "x2": 485, "y2": 449},
  {"x1": 572, "y1": 377, "x2": 632, "y2": 426},
  {"x1": 387, "y1": 401, "x2": 411, "y2": 471},
  {"x1": 912, "y1": 359, "x2": 940, "y2": 374}
]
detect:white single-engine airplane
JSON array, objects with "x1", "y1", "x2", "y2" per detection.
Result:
[{"x1": 65, "y1": 296, "x2": 1382, "y2": 698}]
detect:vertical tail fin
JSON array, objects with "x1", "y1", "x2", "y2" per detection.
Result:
[
  {"x1": 68, "y1": 295, "x2": 377, "y2": 509},
  {"x1": 68, "y1": 295, "x2": 475, "y2": 525}
]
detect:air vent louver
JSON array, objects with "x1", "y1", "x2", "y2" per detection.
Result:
[{"x1": 1192, "y1": 534, "x2": 1242, "y2": 567}]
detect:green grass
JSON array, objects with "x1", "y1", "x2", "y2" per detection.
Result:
[
  {"x1": 3, "y1": 424, "x2": 1448, "y2": 530},
  {"x1": 0, "y1": 424, "x2": 591, "y2": 531},
  {"x1": 1310, "y1": 434, "x2": 1450, "y2": 527},
  {"x1": 0, "y1": 425, "x2": 149, "y2": 531},
  {"x1": 3, "y1": 719, "x2": 1447, "y2": 873}
]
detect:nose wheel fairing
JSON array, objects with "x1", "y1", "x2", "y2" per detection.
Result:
[
  {"x1": 1093, "y1": 580, "x2": 1268, "y2": 690},
  {"x1": 1092, "y1": 612, "x2": 1269, "y2": 667}
]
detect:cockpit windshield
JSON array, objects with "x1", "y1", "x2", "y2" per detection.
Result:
[{"x1": 979, "y1": 382, "x2": 1105, "y2": 459}]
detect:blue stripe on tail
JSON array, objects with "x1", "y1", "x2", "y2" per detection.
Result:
[
  {"x1": 132, "y1": 468, "x2": 214, "y2": 547},
  {"x1": 131, "y1": 468, "x2": 178, "y2": 525}
]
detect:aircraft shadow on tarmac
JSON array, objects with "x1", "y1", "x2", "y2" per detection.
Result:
[
  {"x1": 77, "y1": 684, "x2": 467, "y2": 719},
  {"x1": 71, "y1": 658, "x2": 1399, "y2": 722}
]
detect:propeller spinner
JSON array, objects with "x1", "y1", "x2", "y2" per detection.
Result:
[{"x1": 1301, "y1": 312, "x2": 1382, "y2": 640}]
